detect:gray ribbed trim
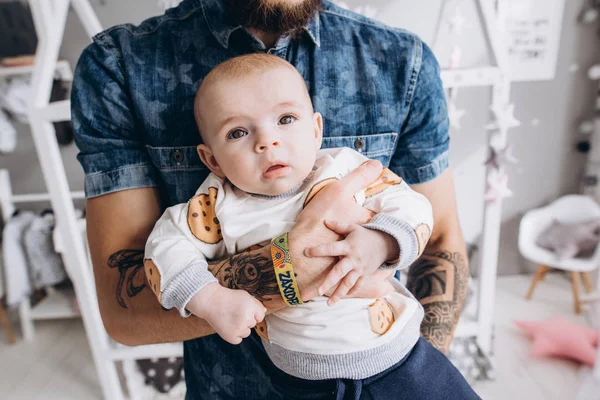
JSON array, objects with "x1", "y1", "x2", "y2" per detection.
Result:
[
  {"x1": 262, "y1": 279, "x2": 424, "y2": 380},
  {"x1": 161, "y1": 261, "x2": 218, "y2": 317},
  {"x1": 363, "y1": 213, "x2": 418, "y2": 270}
]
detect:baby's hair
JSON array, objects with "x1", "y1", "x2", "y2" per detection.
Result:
[
  {"x1": 194, "y1": 53, "x2": 310, "y2": 140},
  {"x1": 202, "y1": 53, "x2": 300, "y2": 83}
]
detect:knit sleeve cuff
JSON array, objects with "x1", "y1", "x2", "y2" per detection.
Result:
[
  {"x1": 363, "y1": 214, "x2": 419, "y2": 270},
  {"x1": 160, "y1": 261, "x2": 218, "y2": 317}
]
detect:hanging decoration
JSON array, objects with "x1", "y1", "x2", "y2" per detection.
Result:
[
  {"x1": 577, "y1": 0, "x2": 600, "y2": 25},
  {"x1": 441, "y1": 3, "x2": 467, "y2": 130},
  {"x1": 579, "y1": 61, "x2": 600, "y2": 196},
  {"x1": 483, "y1": 101, "x2": 520, "y2": 202},
  {"x1": 449, "y1": 46, "x2": 463, "y2": 69},
  {"x1": 576, "y1": 120, "x2": 594, "y2": 155},
  {"x1": 588, "y1": 64, "x2": 600, "y2": 80},
  {"x1": 484, "y1": 170, "x2": 513, "y2": 202},
  {"x1": 448, "y1": 8, "x2": 467, "y2": 33},
  {"x1": 485, "y1": 103, "x2": 521, "y2": 133},
  {"x1": 484, "y1": 144, "x2": 518, "y2": 170}
]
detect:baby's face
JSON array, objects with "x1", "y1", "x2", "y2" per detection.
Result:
[{"x1": 196, "y1": 66, "x2": 322, "y2": 196}]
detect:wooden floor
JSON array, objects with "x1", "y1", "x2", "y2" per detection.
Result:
[
  {"x1": 0, "y1": 273, "x2": 592, "y2": 400},
  {"x1": 475, "y1": 273, "x2": 588, "y2": 400}
]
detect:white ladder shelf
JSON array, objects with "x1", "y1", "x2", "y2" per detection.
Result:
[
  {"x1": 12, "y1": 1, "x2": 182, "y2": 399},
  {"x1": 433, "y1": 0, "x2": 512, "y2": 356}
]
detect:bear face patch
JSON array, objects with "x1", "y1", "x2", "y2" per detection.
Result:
[
  {"x1": 144, "y1": 259, "x2": 162, "y2": 302},
  {"x1": 187, "y1": 187, "x2": 222, "y2": 244},
  {"x1": 415, "y1": 224, "x2": 431, "y2": 258},
  {"x1": 365, "y1": 168, "x2": 403, "y2": 198},
  {"x1": 303, "y1": 177, "x2": 338, "y2": 208},
  {"x1": 255, "y1": 320, "x2": 269, "y2": 342},
  {"x1": 367, "y1": 298, "x2": 396, "y2": 335}
]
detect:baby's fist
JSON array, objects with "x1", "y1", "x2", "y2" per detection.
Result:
[
  {"x1": 189, "y1": 284, "x2": 266, "y2": 345},
  {"x1": 216, "y1": 290, "x2": 266, "y2": 344}
]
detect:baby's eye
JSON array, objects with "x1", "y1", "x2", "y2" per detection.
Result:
[
  {"x1": 228, "y1": 129, "x2": 248, "y2": 140},
  {"x1": 279, "y1": 115, "x2": 296, "y2": 125}
]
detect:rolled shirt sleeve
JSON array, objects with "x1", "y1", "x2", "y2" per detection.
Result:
[
  {"x1": 71, "y1": 33, "x2": 160, "y2": 198},
  {"x1": 390, "y1": 41, "x2": 450, "y2": 185}
]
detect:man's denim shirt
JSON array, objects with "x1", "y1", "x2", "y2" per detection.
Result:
[{"x1": 72, "y1": 0, "x2": 449, "y2": 398}]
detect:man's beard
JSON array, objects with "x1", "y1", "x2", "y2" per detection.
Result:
[{"x1": 225, "y1": 0, "x2": 322, "y2": 35}]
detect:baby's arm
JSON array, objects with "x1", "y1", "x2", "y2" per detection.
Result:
[{"x1": 144, "y1": 178, "x2": 265, "y2": 344}]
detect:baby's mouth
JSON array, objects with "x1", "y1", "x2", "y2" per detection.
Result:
[
  {"x1": 266, "y1": 164, "x2": 286, "y2": 173},
  {"x1": 263, "y1": 162, "x2": 290, "y2": 178}
]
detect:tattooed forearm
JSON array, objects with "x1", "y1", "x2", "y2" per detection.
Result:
[
  {"x1": 407, "y1": 250, "x2": 469, "y2": 353},
  {"x1": 107, "y1": 249, "x2": 147, "y2": 309},
  {"x1": 208, "y1": 247, "x2": 279, "y2": 302}
]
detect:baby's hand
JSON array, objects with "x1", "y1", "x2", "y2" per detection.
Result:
[
  {"x1": 305, "y1": 220, "x2": 399, "y2": 306},
  {"x1": 186, "y1": 282, "x2": 266, "y2": 344}
]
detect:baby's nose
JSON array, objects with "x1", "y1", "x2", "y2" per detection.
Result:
[{"x1": 256, "y1": 139, "x2": 280, "y2": 152}]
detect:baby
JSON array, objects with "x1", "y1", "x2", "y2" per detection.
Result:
[{"x1": 144, "y1": 54, "x2": 433, "y2": 381}]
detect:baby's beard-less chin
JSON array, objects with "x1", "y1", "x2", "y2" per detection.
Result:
[
  {"x1": 224, "y1": 0, "x2": 322, "y2": 35},
  {"x1": 242, "y1": 176, "x2": 304, "y2": 197}
]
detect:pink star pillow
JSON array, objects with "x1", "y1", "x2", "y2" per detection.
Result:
[{"x1": 515, "y1": 316, "x2": 598, "y2": 366}]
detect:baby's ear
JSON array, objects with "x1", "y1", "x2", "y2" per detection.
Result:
[
  {"x1": 197, "y1": 144, "x2": 225, "y2": 178},
  {"x1": 313, "y1": 112, "x2": 323, "y2": 149}
]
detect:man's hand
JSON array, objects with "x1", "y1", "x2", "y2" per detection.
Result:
[
  {"x1": 304, "y1": 220, "x2": 399, "y2": 305},
  {"x1": 288, "y1": 160, "x2": 383, "y2": 301}
]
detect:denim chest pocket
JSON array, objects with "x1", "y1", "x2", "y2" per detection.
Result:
[
  {"x1": 321, "y1": 132, "x2": 398, "y2": 167},
  {"x1": 146, "y1": 145, "x2": 209, "y2": 204}
]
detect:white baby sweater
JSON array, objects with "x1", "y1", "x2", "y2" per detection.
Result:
[{"x1": 145, "y1": 147, "x2": 433, "y2": 379}]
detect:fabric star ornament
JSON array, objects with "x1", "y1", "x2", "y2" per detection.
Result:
[
  {"x1": 449, "y1": 46, "x2": 462, "y2": 69},
  {"x1": 484, "y1": 170, "x2": 513, "y2": 202},
  {"x1": 448, "y1": 100, "x2": 466, "y2": 129},
  {"x1": 589, "y1": 64, "x2": 600, "y2": 80},
  {"x1": 484, "y1": 145, "x2": 519, "y2": 170},
  {"x1": 485, "y1": 103, "x2": 521, "y2": 133},
  {"x1": 515, "y1": 316, "x2": 599, "y2": 366},
  {"x1": 448, "y1": 9, "x2": 466, "y2": 33}
]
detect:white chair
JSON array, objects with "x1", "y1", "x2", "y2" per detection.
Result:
[{"x1": 519, "y1": 195, "x2": 600, "y2": 314}]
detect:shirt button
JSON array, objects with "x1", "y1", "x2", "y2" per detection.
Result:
[
  {"x1": 173, "y1": 149, "x2": 184, "y2": 164},
  {"x1": 354, "y1": 138, "x2": 365, "y2": 151}
]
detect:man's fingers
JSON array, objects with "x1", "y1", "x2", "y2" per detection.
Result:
[
  {"x1": 324, "y1": 220, "x2": 358, "y2": 236},
  {"x1": 328, "y1": 270, "x2": 361, "y2": 306},
  {"x1": 347, "y1": 270, "x2": 395, "y2": 299},
  {"x1": 347, "y1": 276, "x2": 366, "y2": 297},
  {"x1": 305, "y1": 239, "x2": 350, "y2": 258},
  {"x1": 318, "y1": 257, "x2": 354, "y2": 296},
  {"x1": 336, "y1": 160, "x2": 383, "y2": 198}
]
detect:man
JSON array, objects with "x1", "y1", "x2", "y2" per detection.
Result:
[{"x1": 72, "y1": 0, "x2": 469, "y2": 398}]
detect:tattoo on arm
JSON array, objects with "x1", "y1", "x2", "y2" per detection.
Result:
[
  {"x1": 106, "y1": 246, "x2": 280, "y2": 310},
  {"x1": 107, "y1": 249, "x2": 147, "y2": 309},
  {"x1": 208, "y1": 247, "x2": 279, "y2": 302},
  {"x1": 407, "y1": 250, "x2": 468, "y2": 352}
]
